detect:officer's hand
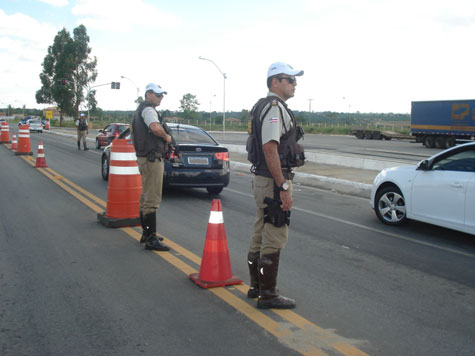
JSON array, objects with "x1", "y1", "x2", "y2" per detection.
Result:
[{"x1": 280, "y1": 190, "x2": 292, "y2": 211}]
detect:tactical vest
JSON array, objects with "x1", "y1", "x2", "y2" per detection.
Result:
[
  {"x1": 78, "y1": 118, "x2": 87, "y2": 131},
  {"x1": 132, "y1": 101, "x2": 169, "y2": 158},
  {"x1": 246, "y1": 96, "x2": 305, "y2": 179}
]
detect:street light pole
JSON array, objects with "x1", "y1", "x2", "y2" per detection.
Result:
[
  {"x1": 121, "y1": 75, "x2": 140, "y2": 102},
  {"x1": 199, "y1": 56, "x2": 227, "y2": 133},
  {"x1": 209, "y1": 94, "x2": 216, "y2": 130}
]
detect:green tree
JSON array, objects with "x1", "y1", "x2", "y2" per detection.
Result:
[
  {"x1": 240, "y1": 109, "x2": 250, "y2": 123},
  {"x1": 36, "y1": 25, "x2": 97, "y2": 126},
  {"x1": 179, "y1": 93, "x2": 200, "y2": 121}
]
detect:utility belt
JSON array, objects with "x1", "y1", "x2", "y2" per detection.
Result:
[
  {"x1": 263, "y1": 182, "x2": 291, "y2": 227},
  {"x1": 252, "y1": 167, "x2": 295, "y2": 180},
  {"x1": 146, "y1": 150, "x2": 164, "y2": 162}
]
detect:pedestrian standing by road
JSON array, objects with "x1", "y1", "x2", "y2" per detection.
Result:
[
  {"x1": 76, "y1": 113, "x2": 89, "y2": 150},
  {"x1": 131, "y1": 83, "x2": 172, "y2": 251},
  {"x1": 246, "y1": 62, "x2": 305, "y2": 309}
]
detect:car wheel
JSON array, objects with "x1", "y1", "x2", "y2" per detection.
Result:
[
  {"x1": 101, "y1": 154, "x2": 109, "y2": 181},
  {"x1": 375, "y1": 185, "x2": 407, "y2": 225},
  {"x1": 96, "y1": 139, "x2": 101, "y2": 149},
  {"x1": 206, "y1": 186, "x2": 223, "y2": 195}
]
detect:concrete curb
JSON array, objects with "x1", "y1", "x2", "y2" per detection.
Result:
[{"x1": 231, "y1": 161, "x2": 371, "y2": 199}]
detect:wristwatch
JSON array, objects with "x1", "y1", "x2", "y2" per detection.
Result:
[{"x1": 278, "y1": 182, "x2": 290, "y2": 191}]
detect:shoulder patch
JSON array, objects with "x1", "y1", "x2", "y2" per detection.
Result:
[{"x1": 271, "y1": 99, "x2": 278, "y2": 106}]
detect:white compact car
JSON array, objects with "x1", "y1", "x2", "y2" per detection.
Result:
[
  {"x1": 371, "y1": 142, "x2": 475, "y2": 235},
  {"x1": 29, "y1": 119, "x2": 43, "y2": 133}
]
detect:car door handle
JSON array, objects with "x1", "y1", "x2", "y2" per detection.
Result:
[{"x1": 450, "y1": 182, "x2": 464, "y2": 188}]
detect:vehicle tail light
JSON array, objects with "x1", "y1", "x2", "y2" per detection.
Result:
[
  {"x1": 169, "y1": 151, "x2": 180, "y2": 159},
  {"x1": 214, "y1": 152, "x2": 229, "y2": 161}
]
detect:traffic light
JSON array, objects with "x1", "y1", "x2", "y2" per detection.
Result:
[
  {"x1": 61, "y1": 79, "x2": 66, "y2": 85},
  {"x1": 111, "y1": 82, "x2": 121, "y2": 89}
]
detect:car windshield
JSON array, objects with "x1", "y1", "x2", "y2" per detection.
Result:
[
  {"x1": 170, "y1": 127, "x2": 216, "y2": 145},
  {"x1": 30, "y1": 120, "x2": 40, "y2": 124},
  {"x1": 117, "y1": 125, "x2": 128, "y2": 133}
]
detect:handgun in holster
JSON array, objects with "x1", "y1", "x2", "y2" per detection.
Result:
[{"x1": 263, "y1": 184, "x2": 291, "y2": 227}]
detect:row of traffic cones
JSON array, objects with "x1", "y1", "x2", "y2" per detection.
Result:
[
  {"x1": 4, "y1": 124, "x2": 242, "y2": 289},
  {"x1": 2, "y1": 122, "x2": 45, "y2": 167}
]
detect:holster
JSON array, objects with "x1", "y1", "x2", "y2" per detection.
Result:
[{"x1": 263, "y1": 184, "x2": 291, "y2": 227}]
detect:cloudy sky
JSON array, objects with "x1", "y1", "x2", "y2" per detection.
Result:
[{"x1": 1, "y1": 0, "x2": 474, "y2": 114}]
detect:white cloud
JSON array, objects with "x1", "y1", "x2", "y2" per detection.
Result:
[
  {"x1": 0, "y1": 10, "x2": 60, "y2": 107},
  {"x1": 38, "y1": 0, "x2": 69, "y2": 7},
  {"x1": 72, "y1": 0, "x2": 182, "y2": 32}
]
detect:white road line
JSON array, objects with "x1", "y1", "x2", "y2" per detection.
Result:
[{"x1": 225, "y1": 187, "x2": 475, "y2": 258}]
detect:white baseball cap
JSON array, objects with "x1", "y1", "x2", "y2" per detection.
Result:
[
  {"x1": 267, "y1": 62, "x2": 304, "y2": 78},
  {"x1": 146, "y1": 83, "x2": 168, "y2": 95},
  {"x1": 80, "y1": 113, "x2": 85, "y2": 117}
]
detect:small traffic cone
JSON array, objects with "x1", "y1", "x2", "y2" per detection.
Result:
[
  {"x1": 10, "y1": 134, "x2": 17, "y2": 152},
  {"x1": 0, "y1": 121, "x2": 11, "y2": 143},
  {"x1": 15, "y1": 124, "x2": 33, "y2": 155},
  {"x1": 190, "y1": 199, "x2": 243, "y2": 288},
  {"x1": 97, "y1": 138, "x2": 141, "y2": 228},
  {"x1": 45, "y1": 120, "x2": 50, "y2": 130},
  {"x1": 35, "y1": 141, "x2": 48, "y2": 168}
]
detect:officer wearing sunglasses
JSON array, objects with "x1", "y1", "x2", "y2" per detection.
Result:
[{"x1": 246, "y1": 62, "x2": 304, "y2": 309}]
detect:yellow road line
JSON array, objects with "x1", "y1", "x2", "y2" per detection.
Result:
[{"x1": 14, "y1": 150, "x2": 369, "y2": 356}]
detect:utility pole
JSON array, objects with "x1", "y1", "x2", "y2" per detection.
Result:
[{"x1": 308, "y1": 98, "x2": 313, "y2": 112}]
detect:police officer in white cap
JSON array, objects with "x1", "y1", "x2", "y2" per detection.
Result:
[
  {"x1": 246, "y1": 62, "x2": 305, "y2": 309},
  {"x1": 132, "y1": 83, "x2": 172, "y2": 251}
]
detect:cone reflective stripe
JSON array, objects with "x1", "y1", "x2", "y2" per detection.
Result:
[
  {"x1": 1, "y1": 121, "x2": 11, "y2": 143},
  {"x1": 190, "y1": 199, "x2": 243, "y2": 288},
  {"x1": 15, "y1": 125, "x2": 33, "y2": 155},
  {"x1": 97, "y1": 139, "x2": 141, "y2": 228},
  {"x1": 10, "y1": 134, "x2": 17, "y2": 151},
  {"x1": 35, "y1": 141, "x2": 48, "y2": 168}
]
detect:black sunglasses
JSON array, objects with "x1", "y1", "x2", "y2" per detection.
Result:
[
  {"x1": 277, "y1": 76, "x2": 296, "y2": 84},
  {"x1": 155, "y1": 93, "x2": 164, "y2": 98}
]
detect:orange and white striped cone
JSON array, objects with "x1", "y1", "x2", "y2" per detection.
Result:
[
  {"x1": 35, "y1": 141, "x2": 48, "y2": 168},
  {"x1": 10, "y1": 134, "x2": 17, "y2": 152},
  {"x1": 190, "y1": 199, "x2": 243, "y2": 288},
  {"x1": 15, "y1": 124, "x2": 33, "y2": 155},
  {"x1": 97, "y1": 138, "x2": 142, "y2": 228},
  {"x1": 45, "y1": 120, "x2": 50, "y2": 130},
  {"x1": 0, "y1": 121, "x2": 11, "y2": 143}
]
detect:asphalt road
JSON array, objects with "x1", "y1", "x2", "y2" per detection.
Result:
[
  {"x1": 211, "y1": 131, "x2": 444, "y2": 165},
  {"x1": 1, "y1": 130, "x2": 474, "y2": 356}
]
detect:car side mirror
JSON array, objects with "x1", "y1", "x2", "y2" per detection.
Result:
[{"x1": 417, "y1": 160, "x2": 430, "y2": 171}]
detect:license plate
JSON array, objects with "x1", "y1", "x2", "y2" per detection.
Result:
[{"x1": 187, "y1": 156, "x2": 209, "y2": 165}]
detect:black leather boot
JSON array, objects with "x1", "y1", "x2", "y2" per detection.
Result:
[
  {"x1": 247, "y1": 251, "x2": 260, "y2": 298},
  {"x1": 83, "y1": 141, "x2": 89, "y2": 151},
  {"x1": 143, "y1": 212, "x2": 170, "y2": 251},
  {"x1": 257, "y1": 251, "x2": 295, "y2": 309},
  {"x1": 77, "y1": 141, "x2": 81, "y2": 150},
  {"x1": 139, "y1": 211, "x2": 146, "y2": 243}
]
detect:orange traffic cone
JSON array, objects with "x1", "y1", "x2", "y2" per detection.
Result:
[
  {"x1": 0, "y1": 121, "x2": 11, "y2": 143},
  {"x1": 97, "y1": 138, "x2": 141, "y2": 228},
  {"x1": 190, "y1": 199, "x2": 243, "y2": 288},
  {"x1": 15, "y1": 124, "x2": 33, "y2": 155},
  {"x1": 10, "y1": 134, "x2": 17, "y2": 152},
  {"x1": 35, "y1": 141, "x2": 48, "y2": 168},
  {"x1": 45, "y1": 120, "x2": 50, "y2": 130}
]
